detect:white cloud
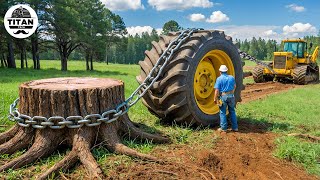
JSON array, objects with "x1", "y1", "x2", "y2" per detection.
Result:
[
  {"x1": 148, "y1": 0, "x2": 213, "y2": 11},
  {"x1": 206, "y1": 11, "x2": 230, "y2": 23},
  {"x1": 283, "y1": 23, "x2": 317, "y2": 37},
  {"x1": 216, "y1": 23, "x2": 317, "y2": 43},
  {"x1": 264, "y1": 30, "x2": 277, "y2": 36},
  {"x1": 102, "y1": 0, "x2": 144, "y2": 11},
  {"x1": 126, "y1": 26, "x2": 162, "y2": 36},
  {"x1": 189, "y1": 13, "x2": 206, "y2": 22},
  {"x1": 156, "y1": 28, "x2": 163, "y2": 35},
  {"x1": 286, "y1": 4, "x2": 305, "y2": 12},
  {"x1": 216, "y1": 25, "x2": 282, "y2": 42}
]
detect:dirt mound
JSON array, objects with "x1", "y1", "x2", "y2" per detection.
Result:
[
  {"x1": 104, "y1": 120, "x2": 316, "y2": 180},
  {"x1": 241, "y1": 82, "x2": 297, "y2": 103}
]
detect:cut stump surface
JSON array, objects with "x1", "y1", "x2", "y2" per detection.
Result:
[{"x1": 0, "y1": 77, "x2": 170, "y2": 179}]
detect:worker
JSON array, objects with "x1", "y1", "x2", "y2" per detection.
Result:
[{"x1": 214, "y1": 65, "x2": 238, "y2": 132}]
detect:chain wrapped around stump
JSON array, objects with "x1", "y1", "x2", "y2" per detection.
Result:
[
  {"x1": 0, "y1": 77, "x2": 170, "y2": 179},
  {"x1": 0, "y1": 29, "x2": 203, "y2": 179}
]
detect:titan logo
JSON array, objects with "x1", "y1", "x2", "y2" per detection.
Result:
[{"x1": 4, "y1": 4, "x2": 38, "y2": 39}]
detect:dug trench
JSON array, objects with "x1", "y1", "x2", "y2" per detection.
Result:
[{"x1": 101, "y1": 81, "x2": 318, "y2": 180}]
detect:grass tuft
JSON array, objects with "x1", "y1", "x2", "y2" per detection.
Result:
[{"x1": 274, "y1": 136, "x2": 320, "y2": 175}]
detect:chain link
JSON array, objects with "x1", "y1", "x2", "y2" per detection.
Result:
[
  {"x1": 238, "y1": 49, "x2": 277, "y2": 74},
  {"x1": 7, "y1": 28, "x2": 202, "y2": 129}
]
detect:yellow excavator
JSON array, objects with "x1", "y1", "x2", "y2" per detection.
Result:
[{"x1": 252, "y1": 39, "x2": 319, "y2": 84}]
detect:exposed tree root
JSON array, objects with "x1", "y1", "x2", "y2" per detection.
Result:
[
  {"x1": 101, "y1": 116, "x2": 160, "y2": 162},
  {"x1": 0, "y1": 116, "x2": 169, "y2": 179},
  {"x1": 0, "y1": 125, "x2": 20, "y2": 144},
  {"x1": 0, "y1": 78, "x2": 170, "y2": 179},
  {"x1": 0, "y1": 127, "x2": 34, "y2": 154},
  {"x1": 0, "y1": 129, "x2": 62, "y2": 172},
  {"x1": 37, "y1": 151, "x2": 78, "y2": 180},
  {"x1": 287, "y1": 133, "x2": 320, "y2": 142},
  {"x1": 74, "y1": 127, "x2": 105, "y2": 179},
  {"x1": 115, "y1": 143, "x2": 159, "y2": 161},
  {"x1": 121, "y1": 115, "x2": 171, "y2": 144}
]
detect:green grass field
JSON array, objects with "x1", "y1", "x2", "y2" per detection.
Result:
[{"x1": 0, "y1": 60, "x2": 319, "y2": 178}]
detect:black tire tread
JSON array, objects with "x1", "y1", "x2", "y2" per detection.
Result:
[
  {"x1": 293, "y1": 65, "x2": 308, "y2": 85},
  {"x1": 252, "y1": 65, "x2": 265, "y2": 83},
  {"x1": 136, "y1": 30, "x2": 243, "y2": 125}
]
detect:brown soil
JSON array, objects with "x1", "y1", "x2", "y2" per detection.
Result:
[
  {"x1": 240, "y1": 81, "x2": 297, "y2": 103},
  {"x1": 105, "y1": 120, "x2": 317, "y2": 180},
  {"x1": 101, "y1": 82, "x2": 317, "y2": 180}
]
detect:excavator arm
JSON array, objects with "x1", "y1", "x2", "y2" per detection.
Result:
[{"x1": 311, "y1": 46, "x2": 319, "y2": 63}]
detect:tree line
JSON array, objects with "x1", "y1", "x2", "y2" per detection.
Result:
[
  {"x1": 39, "y1": 20, "x2": 181, "y2": 65},
  {"x1": 1, "y1": 0, "x2": 127, "y2": 71},
  {"x1": 0, "y1": 0, "x2": 319, "y2": 71}
]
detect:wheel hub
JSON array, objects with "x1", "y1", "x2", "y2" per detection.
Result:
[{"x1": 193, "y1": 50, "x2": 235, "y2": 115}]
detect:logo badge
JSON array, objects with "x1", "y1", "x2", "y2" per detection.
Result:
[{"x1": 4, "y1": 4, "x2": 38, "y2": 39}]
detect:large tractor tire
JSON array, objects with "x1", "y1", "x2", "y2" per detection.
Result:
[
  {"x1": 136, "y1": 30, "x2": 243, "y2": 126},
  {"x1": 252, "y1": 65, "x2": 265, "y2": 83},
  {"x1": 315, "y1": 65, "x2": 319, "y2": 83},
  {"x1": 293, "y1": 65, "x2": 308, "y2": 85}
]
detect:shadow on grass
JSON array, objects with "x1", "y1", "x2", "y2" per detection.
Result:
[
  {"x1": 235, "y1": 117, "x2": 291, "y2": 134},
  {"x1": 129, "y1": 121, "x2": 170, "y2": 140},
  {"x1": 156, "y1": 116, "x2": 291, "y2": 134}
]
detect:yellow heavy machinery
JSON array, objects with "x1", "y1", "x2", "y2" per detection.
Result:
[
  {"x1": 136, "y1": 30, "x2": 244, "y2": 126},
  {"x1": 252, "y1": 39, "x2": 319, "y2": 84},
  {"x1": 136, "y1": 30, "x2": 319, "y2": 126}
]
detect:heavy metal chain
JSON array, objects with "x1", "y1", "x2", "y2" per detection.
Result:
[
  {"x1": 238, "y1": 49, "x2": 277, "y2": 74},
  {"x1": 8, "y1": 28, "x2": 202, "y2": 129}
]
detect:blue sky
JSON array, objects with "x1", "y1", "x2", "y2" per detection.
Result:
[{"x1": 101, "y1": 0, "x2": 320, "y2": 41}]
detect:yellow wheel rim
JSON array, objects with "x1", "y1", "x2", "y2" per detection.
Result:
[{"x1": 194, "y1": 50, "x2": 235, "y2": 115}]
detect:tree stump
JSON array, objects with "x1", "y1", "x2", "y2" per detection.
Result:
[{"x1": 0, "y1": 78, "x2": 170, "y2": 179}]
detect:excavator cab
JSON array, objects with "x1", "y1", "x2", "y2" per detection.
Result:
[{"x1": 283, "y1": 41, "x2": 306, "y2": 58}]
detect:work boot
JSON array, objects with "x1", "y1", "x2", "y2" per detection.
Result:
[{"x1": 217, "y1": 128, "x2": 227, "y2": 133}]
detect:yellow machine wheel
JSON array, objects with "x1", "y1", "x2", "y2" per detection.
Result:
[
  {"x1": 137, "y1": 30, "x2": 243, "y2": 126},
  {"x1": 194, "y1": 50, "x2": 235, "y2": 115}
]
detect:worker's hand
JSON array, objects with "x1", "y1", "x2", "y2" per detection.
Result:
[{"x1": 214, "y1": 99, "x2": 219, "y2": 104}]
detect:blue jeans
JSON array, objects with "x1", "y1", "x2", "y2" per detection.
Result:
[{"x1": 219, "y1": 94, "x2": 238, "y2": 131}]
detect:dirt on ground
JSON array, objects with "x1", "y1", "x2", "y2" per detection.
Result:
[
  {"x1": 106, "y1": 120, "x2": 316, "y2": 180},
  {"x1": 103, "y1": 81, "x2": 316, "y2": 180},
  {"x1": 240, "y1": 81, "x2": 297, "y2": 103},
  {"x1": 66, "y1": 81, "x2": 312, "y2": 180}
]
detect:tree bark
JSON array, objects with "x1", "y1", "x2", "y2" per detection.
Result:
[
  {"x1": 90, "y1": 54, "x2": 93, "y2": 70},
  {"x1": 61, "y1": 55, "x2": 67, "y2": 71},
  {"x1": 7, "y1": 39, "x2": 16, "y2": 68},
  {"x1": 0, "y1": 77, "x2": 170, "y2": 179},
  {"x1": 20, "y1": 51, "x2": 24, "y2": 69},
  {"x1": 3, "y1": 54, "x2": 8, "y2": 67},
  {"x1": 31, "y1": 36, "x2": 40, "y2": 69},
  {"x1": 24, "y1": 48, "x2": 28, "y2": 68},
  {"x1": 36, "y1": 54, "x2": 40, "y2": 69},
  {"x1": 0, "y1": 54, "x2": 4, "y2": 68},
  {"x1": 86, "y1": 53, "x2": 90, "y2": 70}
]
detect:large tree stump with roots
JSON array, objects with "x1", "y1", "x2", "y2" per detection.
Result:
[{"x1": 0, "y1": 77, "x2": 170, "y2": 179}]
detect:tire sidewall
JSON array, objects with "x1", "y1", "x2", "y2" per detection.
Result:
[{"x1": 186, "y1": 36, "x2": 243, "y2": 126}]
